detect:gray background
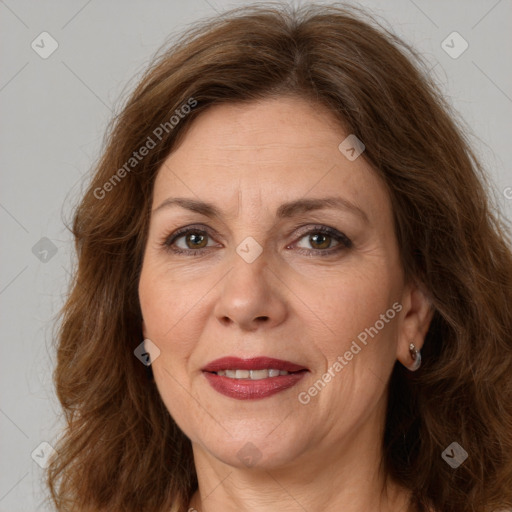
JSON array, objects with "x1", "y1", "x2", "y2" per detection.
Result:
[{"x1": 1, "y1": 0, "x2": 511, "y2": 510}]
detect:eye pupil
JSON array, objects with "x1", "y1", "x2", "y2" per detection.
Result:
[
  {"x1": 310, "y1": 233, "x2": 331, "y2": 249},
  {"x1": 187, "y1": 233, "x2": 207, "y2": 249}
]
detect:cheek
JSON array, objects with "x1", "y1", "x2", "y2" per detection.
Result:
[
  {"x1": 302, "y1": 265, "x2": 397, "y2": 346},
  {"x1": 298, "y1": 263, "x2": 401, "y2": 416},
  {"x1": 138, "y1": 274, "x2": 199, "y2": 400},
  {"x1": 139, "y1": 260, "x2": 201, "y2": 341},
  {"x1": 138, "y1": 268, "x2": 199, "y2": 427},
  {"x1": 304, "y1": 274, "x2": 399, "y2": 425}
]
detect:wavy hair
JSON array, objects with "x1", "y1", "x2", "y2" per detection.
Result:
[{"x1": 47, "y1": 3, "x2": 512, "y2": 511}]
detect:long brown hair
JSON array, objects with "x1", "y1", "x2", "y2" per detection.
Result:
[{"x1": 47, "y1": 3, "x2": 512, "y2": 511}]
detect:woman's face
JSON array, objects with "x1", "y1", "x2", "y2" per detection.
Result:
[{"x1": 138, "y1": 96, "x2": 424, "y2": 472}]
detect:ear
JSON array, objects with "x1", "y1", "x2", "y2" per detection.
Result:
[{"x1": 396, "y1": 280, "x2": 434, "y2": 367}]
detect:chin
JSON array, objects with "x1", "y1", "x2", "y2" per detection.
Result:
[{"x1": 196, "y1": 426, "x2": 308, "y2": 470}]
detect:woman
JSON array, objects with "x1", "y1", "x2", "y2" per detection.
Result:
[{"x1": 47, "y1": 3, "x2": 512, "y2": 512}]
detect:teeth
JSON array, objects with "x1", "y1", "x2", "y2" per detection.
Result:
[
  {"x1": 248, "y1": 370, "x2": 267, "y2": 380},
  {"x1": 215, "y1": 369, "x2": 290, "y2": 379}
]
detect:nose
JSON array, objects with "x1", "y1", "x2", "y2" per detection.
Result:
[{"x1": 213, "y1": 248, "x2": 288, "y2": 332}]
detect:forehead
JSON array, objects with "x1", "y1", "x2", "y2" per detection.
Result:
[{"x1": 152, "y1": 96, "x2": 391, "y2": 224}]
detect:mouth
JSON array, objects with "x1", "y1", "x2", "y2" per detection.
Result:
[{"x1": 201, "y1": 356, "x2": 309, "y2": 400}]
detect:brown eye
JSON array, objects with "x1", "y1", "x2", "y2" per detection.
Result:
[
  {"x1": 163, "y1": 226, "x2": 216, "y2": 255},
  {"x1": 308, "y1": 232, "x2": 333, "y2": 250},
  {"x1": 183, "y1": 232, "x2": 209, "y2": 249},
  {"x1": 294, "y1": 226, "x2": 352, "y2": 254}
]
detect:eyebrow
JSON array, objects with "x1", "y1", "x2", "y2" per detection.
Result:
[{"x1": 152, "y1": 196, "x2": 369, "y2": 223}]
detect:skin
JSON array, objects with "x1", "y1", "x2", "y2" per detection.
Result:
[{"x1": 138, "y1": 96, "x2": 433, "y2": 512}]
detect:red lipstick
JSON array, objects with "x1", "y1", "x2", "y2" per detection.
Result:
[{"x1": 202, "y1": 356, "x2": 308, "y2": 400}]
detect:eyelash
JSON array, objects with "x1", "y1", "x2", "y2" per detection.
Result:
[{"x1": 161, "y1": 224, "x2": 353, "y2": 257}]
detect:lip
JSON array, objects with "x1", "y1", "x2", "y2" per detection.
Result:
[{"x1": 202, "y1": 356, "x2": 309, "y2": 400}]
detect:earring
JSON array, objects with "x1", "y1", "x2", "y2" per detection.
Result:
[{"x1": 407, "y1": 343, "x2": 422, "y2": 371}]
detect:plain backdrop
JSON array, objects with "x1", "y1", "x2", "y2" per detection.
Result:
[{"x1": 1, "y1": 0, "x2": 511, "y2": 510}]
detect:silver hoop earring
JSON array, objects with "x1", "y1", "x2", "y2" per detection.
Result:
[{"x1": 408, "y1": 343, "x2": 422, "y2": 371}]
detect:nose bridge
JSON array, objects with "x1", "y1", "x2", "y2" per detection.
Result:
[{"x1": 213, "y1": 240, "x2": 287, "y2": 330}]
